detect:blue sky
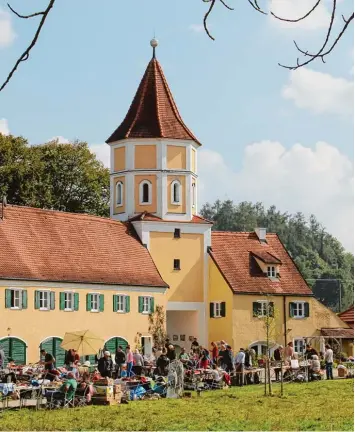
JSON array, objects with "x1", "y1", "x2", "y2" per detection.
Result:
[{"x1": 0, "y1": 0, "x2": 353, "y2": 250}]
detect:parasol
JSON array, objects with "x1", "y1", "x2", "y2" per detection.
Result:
[{"x1": 60, "y1": 330, "x2": 104, "y2": 357}]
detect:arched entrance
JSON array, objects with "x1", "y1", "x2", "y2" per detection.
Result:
[
  {"x1": 249, "y1": 341, "x2": 276, "y2": 358},
  {"x1": 40, "y1": 337, "x2": 65, "y2": 367},
  {"x1": 105, "y1": 337, "x2": 129, "y2": 357},
  {"x1": 0, "y1": 337, "x2": 27, "y2": 364}
]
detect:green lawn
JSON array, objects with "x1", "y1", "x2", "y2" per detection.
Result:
[{"x1": 0, "y1": 380, "x2": 353, "y2": 431}]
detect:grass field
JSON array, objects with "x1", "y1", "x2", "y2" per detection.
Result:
[{"x1": 0, "y1": 380, "x2": 353, "y2": 431}]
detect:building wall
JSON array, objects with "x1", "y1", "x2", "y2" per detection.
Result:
[
  {"x1": 135, "y1": 145, "x2": 157, "y2": 169},
  {"x1": 167, "y1": 145, "x2": 186, "y2": 169},
  {"x1": 166, "y1": 310, "x2": 199, "y2": 351},
  {"x1": 0, "y1": 284, "x2": 166, "y2": 363},
  {"x1": 207, "y1": 259, "x2": 349, "y2": 352},
  {"x1": 114, "y1": 147, "x2": 125, "y2": 172},
  {"x1": 113, "y1": 176, "x2": 125, "y2": 214},
  {"x1": 134, "y1": 174, "x2": 157, "y2": 214},
  {"x1": 167, "y1": 175, "x2": 186, "y2": 214},
  {"x1": 149, "y1": 232, "x2": 204, "y2": 302},
  {"x1": 208, "y1": 257, "x2": 233, "y2": 346}
]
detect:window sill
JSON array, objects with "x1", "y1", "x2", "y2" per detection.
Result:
[
  {"x1": 10, "y1": 306, "x2": 21, "y2": 310},
  {"x1": 90, "y1": 310, "x2": 100, "y2": 313},
  {"x1": 116, "y1": 310, "x2": 126, "y2": 314},
  {"x1": 64, "y1": 309, "x2": 74, "y2": 312},
  {"x1": 139, "y1": 202, "x2": 152, "y2": 206},
  {"x1": 141, "y1": 311, "x2": 150, "y2": 315},
  {"x1": 171, "y1": 202, "x2": 181, "y2": 206},
  {"x1": 212, "y1": 316, "x2": 223, "y2": 319},
  {"x1": 39, "y1": 308, "x2": 50, "y2": 311},
  {"x1": 292, "y1": 316, "x2": 307, "y2": 319}
]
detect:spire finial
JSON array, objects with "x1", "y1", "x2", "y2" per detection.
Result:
[{"x1": 150, "y1": 38, "x2": 158, "y2": 59}]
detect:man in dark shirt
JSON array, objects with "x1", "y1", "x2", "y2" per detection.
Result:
[
  {"x1": 191, "y1": 338, "x2": 200, "y2": 353},
  {"x1": 40, "y1": 349, "x2": 55, "y2": 371},
  {"x1": 115, "y1": 346, "x2": 126, "y2": 378},
  {"x1": 273, "y1": 345, "x2": 283, "y2": 381},
  {"x1": 305, "y1": 344, "x2": 318, "y2": 360},
  {"x1": 98, "y1": 351, "x2": 114, "y2": 378}
]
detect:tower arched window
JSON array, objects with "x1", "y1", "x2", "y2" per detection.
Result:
[
  {"x1": 171, "y1": 180, "x2": 181, "y2": 205},
  {"x1": 192, "y1": 182, "x2": 196, "y2": 208},
  {"x1": 116, "y1": 181, "x2": 123, "y2": 206},
  {"x1": 139, "y1": 180, "x2": 152, "y2": 205}
]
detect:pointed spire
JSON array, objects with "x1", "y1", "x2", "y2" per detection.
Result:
[{"x1": 106, "y1": 42, "x2": 200, "y2": 145}]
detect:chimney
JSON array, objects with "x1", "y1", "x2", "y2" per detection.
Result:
[{"x1": 255, "y1": 227, "x2": 267, "y2": 243}]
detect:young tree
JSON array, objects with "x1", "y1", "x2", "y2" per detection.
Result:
[{"x1": 148, "y1": 305, "x2": 168, "y2": 349}]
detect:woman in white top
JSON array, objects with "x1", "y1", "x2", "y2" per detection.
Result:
[{"x1": 310, "y1": 355, "x2": 320, "y2": 373}]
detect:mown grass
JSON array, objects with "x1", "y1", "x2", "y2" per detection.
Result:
[{"x1": 0, "y1": 380, "x2": 353, "y2": 431}]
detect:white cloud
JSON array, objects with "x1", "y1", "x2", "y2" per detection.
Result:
[
  {"x1": 282, "y1": 68, "x2": 354, "y2": 116},
  {"x1": 0, "y1": 8, "x2": 16, "y2": 48},
  {"x1": 48, "y1": 136, "x2": 70, "y2": 144},
  {"x1": 199, "y1": 141, "x2": 354, "y2": 251},
  {"x1": 0, "y1": 118, "x2": 9, "y2": 135},
  {"x1": 89, "y1": 143, "x2": 110, "y2": 168},
  {"x1": 189, "y1": 24, "x2": 205, "y2": 33},
  {"x1": 269, "y1": 0, "x2": 331, "y2": 30}
]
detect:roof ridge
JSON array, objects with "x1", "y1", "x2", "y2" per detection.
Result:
[
  {"x1": 6, "y1": 205, "x2": 123, "y2": 226},
  {"x1": 153, "y1": 59, "x2": 164, "y2": 137}
]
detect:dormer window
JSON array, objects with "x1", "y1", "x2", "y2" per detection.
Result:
[
  {"x1": 267, "y1": 266, "x2": 277, "y2": 278},
  {"x1": 139, "y1": 180, "x2": 152, "y2": 205},
  {"x1": 171, "y1": 180, "x2": 181, "y2": 205}
]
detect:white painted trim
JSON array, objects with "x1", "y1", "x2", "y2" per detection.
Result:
[
  {"x1": 126, "y1": 143, "x2": 134, "y2": 170},
  {"x1": 107, "y1": 138, "x2": 200, "y2": 147},
  {"x1": 131, "y1": 220, "x2": 211, "y2": 238},
  {"x1": 156, "y1": 172, "x2": 162, "y2": 217},
  {"x1": 166, "y1": 301, "x2": 204, "y2": 311},
  {"x1": 202, "y1": 228, "x2": 211, "y2": 347},
  {"x1": 0, "y1": 279, "x2": 167, "y2": 292},
  {"x1": 139, "y1": 180, "x2": 152, "y2": 205},
  {"x1": 126, "y1": 172, "x2": 134, "y2": 217},
  {"x1": 0, "y1": 336, "x2": 28, "y2": 346},
  {"x1": 115, "y1": 181, "x2": 124, "y2": 206}
]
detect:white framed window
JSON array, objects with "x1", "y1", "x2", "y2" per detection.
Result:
[
  {"x1": 171, "y1": 180, "x2": 181, "y2": 205},
  {"x1": 294, "y1": 338, "x2": 305, "y2": 355},
  {"x1": 116, "y1": 181, "x2": 123, "y2": 206},
  {"x1": 139, "y1": 180, "x2": 152, "y2": 205},
  {"x1": 142, "y1": 296, "x2": 151, "y2": 314},
  {"x1": 294, "y1": 302, "x2": 305, "y2": 318},
  {"x1": 39, "y1": 291, "x2": 50, "y2": 310},
  {"x1": 214, "y1": 302, "x2": 222, "y2": 318},
  {"x1": 10, "y1": 289, "x2": 22, "y2": 309},
  {"x1": 192, "y1": 183, "x2": 196, "y2": 208},
  {"x1": 117, "y1": 295, "x2": 125, "y2": 313},
  {"x1": 91, "y1": 293, "x2": 100, "y2": 312},
  {"x1": 267, "y1": 266, "x2": 277, "y2": 278},
  {"x1": 258, "y1": 300, "x2": 268, "y2": 317},
  {"x1": 64, "y1": 292, "x2": 74, "y2": 311}
]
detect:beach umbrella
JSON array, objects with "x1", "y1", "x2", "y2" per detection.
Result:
[{"x1": 60, "y1": 330, "x2": 104, "y2": 357}]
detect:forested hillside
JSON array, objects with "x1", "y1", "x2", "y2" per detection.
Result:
[{"x1": 201, "y1": 200, "x2": 354, "y2": 312}]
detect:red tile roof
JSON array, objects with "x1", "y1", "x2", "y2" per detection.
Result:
[
  {"x1": 321, "y1": 328, "x2": 354, "y2": 338},
  {"x1": 339, "y1": 305, "x2": 354, "y2": 325},
  {"x1": 128, "y1": 212, "x2": 212, "y2": 224},
  {"x1": 251, "y1": 250, "x2": 282, "y2": 265},
  {"x1": 210, "y1": 231, "x2": 313, "y2": 295},
  {"x1": 0, "y1": 206, "x2": 168, "y2": 288},
  {"x1": 106, "y1": 57, "x2": 200, "y2": 145}
]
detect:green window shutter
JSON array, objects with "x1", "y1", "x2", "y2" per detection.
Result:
[
  {"x1": 34, "y1": 291, "x2": 40, "y2": 309},
  {"x1": 304, "y1": 302, "x2": 310, "y2": 317},
  {"x1": 22, "y1": 290, "x2": 28, "y2": 309},
  {"x1": 5, "y1": 289, "x2": 11, "y2": 308},
  {"x1": 99, "y1": 294, "x2": 104, "y2": 312},
  {"x1": 74, "y1": 293, "x2": 79, "y2": 311},
  {"x1": 253, "y1": 302, "x2": 260, "y2": 317},
  {"x1": 150, "y1": 297, "x2": 155, "y2": 313},
  {"x1": 125, "y1": 295, "x2": 130, "y2": 313},
  {"x1": 269, "y1": 302, "x2": 274, "y2": 318},
  {"x1": 50, "y1": 292, "x2": 55, "y2": 310},
  {"x1": 59, "y1": 293, "x2": 65, "y2": 311},
  {"x1": 289, "y1": 302, "x2": 295, "y2": 318},
  {"x1": 138, "y1": 296, "x2": 143, "y2": 313},
  {"x1": 210, "y1": 302, "x2": 214, "y2": 318},
  {"x1": 113, "y1": 295, "x2": 118, "y2": 312},
  {"x1": 221, "y1": 302, "x2": 226, "y2": 317},
  {"x1": 86, "y1": 294, "x2": 91, "y2": 311}
]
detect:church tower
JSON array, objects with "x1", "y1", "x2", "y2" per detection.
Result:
[
  {"x1": 106, "y1": 39, "x2": 200, "y2": 222},
  {"x1": 106, "y1": 40, "x2": 212, "y2": 348}
]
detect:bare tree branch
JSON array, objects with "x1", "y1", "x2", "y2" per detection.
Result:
[
  {"x1": 7, "y1": 3, "x2": 46, "y2": 19},
  {"x1": 203, "y1": 0, "x2": 234, "y2": 41},
  {"x1": 271, "y1": 0, "x2": 322, "y2": 23},
  {"x1": 0, "y1": 0, "x2": 56, "y2": 92},
  {"x1": 247, "y1": 0, "x2": 267, "y2": 15}
]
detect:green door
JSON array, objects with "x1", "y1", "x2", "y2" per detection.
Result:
[
  {"x1": 40, "y1": 337, "x2": 65, "y2": 367},
  {"x1": 105, "y1": 337, "x2": 128, "y2": 356},
  {"x1": 1, "y1": 337, "x2": 26, "y2": 364}
]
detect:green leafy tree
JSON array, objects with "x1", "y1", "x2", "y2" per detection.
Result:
[{"x1": 0, "y1": 134, "x2": 110, "y2": 216}]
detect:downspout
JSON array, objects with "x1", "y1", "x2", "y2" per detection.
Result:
[{"x1": 283, "y1": 295, "x2": 287, "y2": 347}]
